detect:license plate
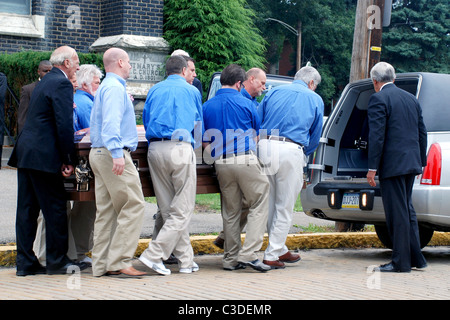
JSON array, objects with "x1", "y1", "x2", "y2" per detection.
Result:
[{"x1": 342, "y1": 193, "x2": 359, "y2": 208}]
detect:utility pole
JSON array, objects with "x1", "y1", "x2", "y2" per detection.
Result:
[
  {"x1": 368, "y1": 0, "x2": 385, "y2": 74},
  {"x1": 349, "y1": 0, "x2": 385, "y2": 83},
  {"x1": 296, "y1": 21, "x2": 302, "y2": 71}
]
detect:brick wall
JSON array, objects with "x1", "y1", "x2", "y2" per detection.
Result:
[
  {"x1": 0, "y1": 0, "x2": 164, "y2": 54},
  {"x1": 101, "y1": 0, "x2": 164, "y2": 38}
]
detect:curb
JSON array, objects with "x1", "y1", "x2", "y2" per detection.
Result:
[{"x1": 2, "y1": 232, "x2": 450, "y2": 268}]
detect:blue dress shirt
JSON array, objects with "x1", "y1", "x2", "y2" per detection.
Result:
[
  {"x1": 73, "y1": 89, "x2": 94, "y2": 131},
  {"x1": 241, "y1": 87, "x2": 259, "y2": 108},
  {"x1": 203, "y1": 88, "x2": 260, "y2": 158},
  {"x1": 90, "y1": 72, "x2": 138, "y2": 158},
  {"x1": 143, "y1": 74, "x2": 203, "y2": 147},
  {"x1": 258, "y1": 80, "x2": 324, "y2": 155}
]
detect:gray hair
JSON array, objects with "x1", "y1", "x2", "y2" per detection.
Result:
[
  {"x1": 295, "y1": 66, "x2": 321, "y2": 86},
  {"x1": 171, "y1": 49, "x2": 190, "y2": 57},
  {"x1": 76, "y1": 64, "x2": 103, "y2": 88},
  {"x1": 49, "y1": 46, "x2": 77, "y2": 66},
  {"x1": 370, "y1": 62, "x2": 396, "y2": 83}
]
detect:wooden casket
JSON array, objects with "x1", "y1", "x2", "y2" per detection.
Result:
[{"x1": 64, "y1": 126, "x2": 220, "y2": 201}]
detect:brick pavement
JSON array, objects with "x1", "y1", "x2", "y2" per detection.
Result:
[{"x1": 0, "y1": 246, "x2": 449, "y2": 302}]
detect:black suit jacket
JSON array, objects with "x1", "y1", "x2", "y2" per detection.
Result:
[
  {"x1": 17, "y1": 81, "x2": 38, "y2": 134},
  {"x1": 367, "y1": 83, "x2": 427, "y2": 180},
  {"x1": 9, "y1": 68, "x2": 75, "y2": 174}
]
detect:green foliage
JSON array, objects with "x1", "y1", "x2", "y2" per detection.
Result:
[
  {"x1": 382, "y1": 0, "x2": 449, "y2": 74},
  {"x1": 0, "y1": 51, "x2": 103, "y2": 98},
  {"x1": 163, "y1": 0, "x2": 267, "y2": 90},
  {"x1": 0, "y1": 51, "x2": 50, "y2": 97},
  {"x1": 247, "y1": 0, "x2": 357, "y2": 109}
]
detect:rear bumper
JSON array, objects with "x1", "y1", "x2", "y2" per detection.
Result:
[
  {"x1": 301, "y1": 183, "x2": 386, "y2": 224},
  {"x1": 301, "y1": 182, "x2": 450, "y2": 230}
]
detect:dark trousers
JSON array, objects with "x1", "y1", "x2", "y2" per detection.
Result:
[
  {"x1": 0, "y1": 73, "x2": 6, "y2": 162},
  {"x1": 16, "y1": 168, "x2": 70, "y2": 271},
  {"x1": 380, "y1": 173, "x2": 427, "y2": 271}
]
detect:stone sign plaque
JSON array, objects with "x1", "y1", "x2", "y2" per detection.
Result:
[{"x1": 128, "y1": 51, "x2": 166, "y2": 83}]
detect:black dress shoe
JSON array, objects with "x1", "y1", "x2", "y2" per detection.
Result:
[
  {"x1": 163, "y1": 253, "x2": 179, "y2": 265},
  {"x1": 223, "y1": 263, "x2": 246, "y2": 271},
  {"x1": 47, "y1": 261, "x2": 89, "y2": 275},
  {"x1": 16, "y1": 265, "x2": 46, "y2": 277},
  {"x1": 413, "y1": 263, "x2": 428, "y2": 270},
  {"x1": 376, "y1": 262, "x2": 410, "y2": 273},
  {"x1": 213, "y1": 236, "x2": 224, "y2": 249}
]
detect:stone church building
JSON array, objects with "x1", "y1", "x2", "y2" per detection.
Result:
[{"x1": 0, "y1": 0, "x2": 171, "y2": 96}]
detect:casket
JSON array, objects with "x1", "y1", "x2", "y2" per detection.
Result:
[{"x1": 64, "y1": 126, "x2": 220, "y2": 201}]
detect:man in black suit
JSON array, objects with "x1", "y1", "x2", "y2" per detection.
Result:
[
  {"x1": 8, "y1": 46, "x2": 87, "y2": 276},
  {"x1": 0, "y1": 72, "x2": 6, "y2": 166},
  {"x1": 366, "y1": 62, "x2": 428, "y2": 273}
]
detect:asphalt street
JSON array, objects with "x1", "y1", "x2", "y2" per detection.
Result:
[
  {"x1": 0, "y1": 166, "x2": 334, "y2": 244},
  {"x1": 1, "y1": 166, "x2": 449, "y2": 302}
]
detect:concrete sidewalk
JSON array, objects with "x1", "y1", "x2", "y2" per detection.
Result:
[{"x1": 1, "y1": 246, "x2": 449, "y2": 301}]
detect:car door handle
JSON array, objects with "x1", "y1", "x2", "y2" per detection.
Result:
[{"x1": 308, "y1": 164, "x2": 325, "y2": 170}]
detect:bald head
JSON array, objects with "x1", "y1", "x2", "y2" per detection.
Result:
[
  {"x1": 247, "y1": 68, "x2": 264, "y2": 78},
  {"x1": 103, "y1": 48, "x2": 131, "y2": 79},
  {"x1": 243, "y1": 68, "x2": 266, "y2": 98}
]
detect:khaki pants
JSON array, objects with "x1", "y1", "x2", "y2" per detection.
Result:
[
  {"x1": 258, "y1": 139, "x2": 305, "y2": 261},
  {"x1": 89, "y1": 148, "x2": 145, "y2": 276},
  {"x1": 214, "y1": 153, "x2": 269, "y2": 269},
  {"x1": 140, "y1": 141, "x2": 196, "y2": 269}
]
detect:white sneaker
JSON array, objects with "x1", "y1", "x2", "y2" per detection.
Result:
[
  {"x1": 179, "y1": 262, "x2": 199, "y2": 274},
  {"x1": 79, "y1": 256, "x2": 92, "y2": 266},
  {"x1": 139, "y1": 256, "x2": 171, "y2": 276}
]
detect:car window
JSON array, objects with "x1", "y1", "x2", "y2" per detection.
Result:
[{"x1": 206, "y1": 73, "x2": 293, "y2": 101}]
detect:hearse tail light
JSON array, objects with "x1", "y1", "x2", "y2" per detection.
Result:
[
  {"x1": 327, "y1": 189, "x2": 342, "y2": 209},
  {"x1": 421, "y1": 143, "x2": 442, "y2": 185},
  {"x1": 359, "y1": 190, "x2": 374, "y2": 211}
]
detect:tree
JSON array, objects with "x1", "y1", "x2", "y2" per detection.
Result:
[
  {"x1": 163, "y1": 0, "x2": 267, "y2": 89},
  {"x1": 247, "y1": 0, "x2": 357, "y2": 110},
  {"x1": 382, "y1": 0, "x2": 449, "y2": 73}
]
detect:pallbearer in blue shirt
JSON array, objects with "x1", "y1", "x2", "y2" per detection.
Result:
[
  {"x1": 240, "y1": 68, "x2": 266, "y2": 108},
  {"x1": 213, "y1": 67, "x2": 267, "y2": 249},
  {"x1": 139, "y1": 55, "x2": 203, "y2": 276},
  {"x1": 89, "y1": 48, "x2": 146, "y2": 277},
  {"x1": 257, "y1": 66, "x2": 324, "y2": 269},
  {"x1": 203, "y1": 64, "x2": 270, "y2": 272}
]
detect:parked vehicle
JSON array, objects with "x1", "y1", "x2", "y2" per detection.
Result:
[
  {"x1": 206, "y1": 72, "x2": 293, "y2": 101},
  {"x1": 301, "y1": 72, "x2": 450, "y2": 248}
]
